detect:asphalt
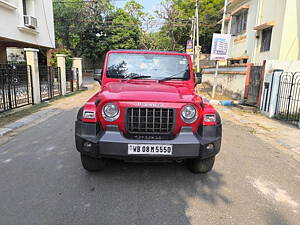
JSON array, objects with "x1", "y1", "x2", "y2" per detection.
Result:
[{"x1": 0, "y1": 100, "x2": 299, "y2": 225}]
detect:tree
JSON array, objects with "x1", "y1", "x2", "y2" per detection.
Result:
[
  {"x1": 108, "y1": 1, "x2": 143, "y2": 50},
  {"x1": 155, "y1": 0, "x2": 224, "y2": 53},
  {"x1": 53, "y1": 0, "x2": 145, "y2": 65},
  {"x1": 53, "y1": 0, "x2": 86, "y2": 56}
]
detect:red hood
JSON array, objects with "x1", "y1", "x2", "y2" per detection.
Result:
[{"x1": 98, "y1": 81, "x2": 197, "y2": 103}]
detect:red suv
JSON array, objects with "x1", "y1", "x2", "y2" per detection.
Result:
[{"x1": 75, "y1": 50, "x2": 222, "y2": 173}]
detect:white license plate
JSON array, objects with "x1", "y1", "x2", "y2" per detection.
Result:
[{"x1": 128, "y1": 144, "x2": 173, "y2": 155}]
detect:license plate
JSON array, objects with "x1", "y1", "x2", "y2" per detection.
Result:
[{"x1": 128, "y1": 144, "x2": 173, "y2": 155}]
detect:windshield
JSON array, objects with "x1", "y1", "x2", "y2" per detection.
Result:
[{"x1": 106, "y1": 53, "x2": 190, "y2": 80}]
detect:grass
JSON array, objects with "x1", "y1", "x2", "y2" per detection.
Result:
[
  {"x1": 0, "y1": 90, "x2": 85, "y2": 128},
  {"x1": 274, "y1": 113, "x2": 300, "y2": 122},
  {"x1": 0, "y1": 103, "x2": 49, "y2": 127}
]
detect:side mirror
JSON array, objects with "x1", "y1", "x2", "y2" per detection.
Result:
[
  {"x1": 94, "y1": 69, "x2": 102, "y2": 85},
  {"x1": 195, "y1": 72, "x2": 202, "y2": 85}
]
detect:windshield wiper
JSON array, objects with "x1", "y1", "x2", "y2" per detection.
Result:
[
  {"x1": 159, "y1": 75, "x2": 187, "y2": 82},
  {"x1": 158, "y1": 69, "x2": 189, "y2": 82},
  {"x1": 123, "y1": 73, "x2": 151, "y2": 80},
  {"x1": 128, "y1": 75, "x2": 151, "y2": 80}
]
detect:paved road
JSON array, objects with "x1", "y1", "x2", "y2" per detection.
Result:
[{"x1": 0, "y1": 98, "x2": 299, "y2": 225}]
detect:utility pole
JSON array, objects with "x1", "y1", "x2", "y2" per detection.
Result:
[
  {"x1": 190, "y1": 18, "x2": 194, "y2": 62},
  {"x1": 212, "y1": 0, "x2": 228, "y2": 98},
  {"x1": 220, "y1": 0, "x2": 228, "y2": 34},
  {"x1": 195, "y1": 0, "x2": 200, "y2": 72},
  {"x1": 192, "y1": 17, "x2": 196, "y2": 63}
]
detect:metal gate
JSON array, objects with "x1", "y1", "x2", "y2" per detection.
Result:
[
  {"x1": 246, "y1": 65, "x2": 263, "y2": 105},
  {"x1": 275, "y1": 72, "x2": 300, "y2": 126},
  {"x1": 0, "y1": 64, "x2": 33, "y2": 112},
  {"x1": 66, "y1": 68, "x2": 79, "y2": 93},
  {"x1": 39, "y1": 66, "x2": 61, "y2": 101}
]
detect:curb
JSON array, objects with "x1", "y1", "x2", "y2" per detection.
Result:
[
  {"x1": 208, "y1": 99, "x2": 236, "y2": 106},
  {"x1": 0, "y1": 108, "x2": 61, "y2": 137}
]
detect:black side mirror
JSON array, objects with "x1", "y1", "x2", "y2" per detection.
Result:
[
  {"x1": 195, "y1": 72, "x2": 202, "y2": 85},
  {"x1": 94, "y1": 69, "x2": 102, "y2": 85}
]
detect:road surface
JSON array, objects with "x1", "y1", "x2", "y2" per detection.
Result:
[{"x1": 0, "y1": 91, "x2": 299, "y2": 225}]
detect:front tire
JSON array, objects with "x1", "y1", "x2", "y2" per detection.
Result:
[
  {"x1": 187, "y1": 156, "x2": 215, "y2": 174},
  {"x1": 80, "y1": 153, "x2": 106, "y2": 172}
]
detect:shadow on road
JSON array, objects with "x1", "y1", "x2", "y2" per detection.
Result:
[{"x1": 80, "y1": 159, "x2": 231, "y2": 224}]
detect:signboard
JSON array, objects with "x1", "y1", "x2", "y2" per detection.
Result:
[
  {"x1": 210, "y1": 33, "x2": 231, "y2": 60},
  {"x1": 6, "y1": 47, "x2": 26, "y2": 62},
  {"x1": 186, "y1": 40, "x2": 193, "y2": 55}
]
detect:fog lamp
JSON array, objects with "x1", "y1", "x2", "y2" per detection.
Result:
[{"x1": 206, "y1": 144, "x2": 215, "y2": 151}]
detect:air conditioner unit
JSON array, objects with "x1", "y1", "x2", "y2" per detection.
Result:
[{"x1": 24, "y1": 15, "x2": 38, "y2": 29}]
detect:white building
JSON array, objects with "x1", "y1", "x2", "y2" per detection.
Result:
[
  {"x1": 221, "y1": 0, "x2": 300, "y2": 64},
  {"x1": 0, "y1": 0, "x2": 55, "y2": 63}
]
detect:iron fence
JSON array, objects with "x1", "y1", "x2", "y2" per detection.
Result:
[
  {"x1": 39, "y1": 66, "x2": 62, "y2": 101},
  {"x1": 275, "y1": 72, "x2": 300, "y2": 126},
  {"x1": 66, "y1": 68, "x2": 79, "y2": 93},
  {"x1": 0, "y1": 63, "x2": 33, "y2": 112}
]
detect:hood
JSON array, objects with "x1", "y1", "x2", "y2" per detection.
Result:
[{"x1": 99, "y1": 81, "x2": 196, "y2": 103}]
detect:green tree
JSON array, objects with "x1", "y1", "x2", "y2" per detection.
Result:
[
  {"x1": 53, "y1": 0, "x2": 145, "y2": 65},
  {"x1": 108, "y1": 1, "x2": 143, "y2": 50},
  {"x1": 53, "y1": 0, "x2": 86, "y2": 56},
  {"x1": 156, "y1": 0, "x2": 224, "y2": 53}
]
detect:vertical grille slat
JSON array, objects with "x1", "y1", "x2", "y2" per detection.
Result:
[
  {"x1": 145, "y1": 108, "x2": 148, "y2": 132},
  {"x1": 167, "y1": 109, "x2": 170, "y2": 131},
  {"x1": 127, "y1": 107, "x2": 174, "y2": 134},
  {"x1": 131, "y1": 108, "x2": 133, "y2": 129},
  {"x1": 153, "y1": 108, "x2": 155, "y2": 132},
  {"x1": 138, "y1": 108, "x2": 141, "y2": 130},
  {"x1": 159, "y1": 109, "x2": 162, "y2": 133}
]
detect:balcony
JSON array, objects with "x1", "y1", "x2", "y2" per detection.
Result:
[{"x1": 0, "y1": 0, "x2": 17, "y2": 10}]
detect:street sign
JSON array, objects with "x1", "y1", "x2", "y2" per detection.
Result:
[
  {"x1": 210, "y1": 33, "x2": 231, "y2": 61},
  {"x1": 186, "y1": 40, "x2": 193, "y2": 55}
]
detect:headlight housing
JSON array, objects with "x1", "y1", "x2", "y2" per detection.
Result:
[
  {"x1": 181, "y1": 104, "x2": 198, "y2": 123},
  {"x1": 102, "y1": 103, "x2": 120, "y2": 122}
]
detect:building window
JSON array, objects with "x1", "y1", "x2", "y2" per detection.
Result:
[
  {"x1": 231, "y1": 10, "x2": 248, "y2": 35},
  {"x1": 22, "y1": 0, "x2": 27, "y2": 15},
  {"x1": 261, "y1": 27, "x2": 273, "y2": 52}
]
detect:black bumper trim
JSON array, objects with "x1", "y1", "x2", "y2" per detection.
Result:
[{"x1": 75, "y1": 121, "x2": 221, "y2": 160}]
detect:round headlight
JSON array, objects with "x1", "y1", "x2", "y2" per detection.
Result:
[
  {"x1": 181, "y1": 104, "x2": 198, "y2": 123},
  {"x1": 102, "y1": 103, "x2": 120, "y2": 121}
]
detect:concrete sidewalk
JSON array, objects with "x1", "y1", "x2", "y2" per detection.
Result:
[
  {"x1": 0, "y1": 83, "x2": 99, "y2": 138},
  {"x1": 0, "y1": 108, "x2": 62, "y2": 136},
  {"x1": 216, "y1": 105, "x2": 300, "y2": 160}
]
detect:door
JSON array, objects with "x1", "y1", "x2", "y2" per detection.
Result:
[{"x1": 246, "y1": 65, "x2": 263, "y2": 105}]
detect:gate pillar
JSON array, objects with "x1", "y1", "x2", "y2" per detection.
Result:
[
  {"x1": 56, "y1": 54, "x2": 67, "y2": 95},
  {"x1": 72, "y1": 57, "x2": 83, "y2": 89},
  {"x1": 25, "y1": 48, "x2": 41, "y2": 104}
]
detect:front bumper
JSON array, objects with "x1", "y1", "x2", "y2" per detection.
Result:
[{"x1": 75, "y1": 121, "x2": 221, "y2": 161}]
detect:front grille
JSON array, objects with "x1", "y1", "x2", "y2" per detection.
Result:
[{"x1": 127, "y1": 108, "x2": 175, "y2": 134}]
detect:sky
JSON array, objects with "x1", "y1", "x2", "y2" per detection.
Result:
[
  {"x1": 113, "y1": 0, "x2": 163, "y2": 31},
  {"x1": 113, "y1": 0, "x2": 162, "y2": 13}
]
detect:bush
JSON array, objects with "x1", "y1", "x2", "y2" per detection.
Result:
[{"x1": 50, "y1": 48, "x2": 73, "y2": 68}]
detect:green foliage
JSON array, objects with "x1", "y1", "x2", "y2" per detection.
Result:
[
  {"x1": 53, "y1": 0, "x2": 224, "y2": 65},
  {"x1": 53, "y1": 0, "x2": 143, "y2": 64},
  {"x1": 155, "y1": 0, "x2": 224, "y2": 53},
  {"x1": 50, "y1": 48, "x2": 73, "y2": 68},
  {"x1": 53, "y1": 0, "x2": 86, "y2": 55},
  {"x1": 141, "y1": 32, "x2": 174, "y2": 50}
]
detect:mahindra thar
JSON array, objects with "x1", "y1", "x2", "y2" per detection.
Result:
[{"x1": 75, "y1": 50, "x2": 222, "y2": 173}]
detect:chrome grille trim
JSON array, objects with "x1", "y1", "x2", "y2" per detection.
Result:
[{"x1": 126, "y1": 107, "x2": 175, "y2": 134}]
